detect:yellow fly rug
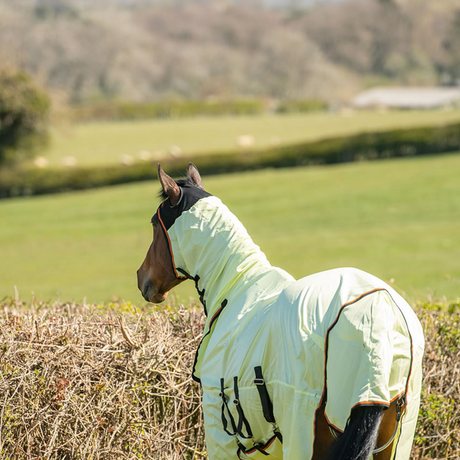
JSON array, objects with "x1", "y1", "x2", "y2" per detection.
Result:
[{"x1": 156, "y1": 185, "x2": 424, "y2": 460}]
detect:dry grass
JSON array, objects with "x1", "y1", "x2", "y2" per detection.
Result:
[
  {"x1": 0, "y1": 298, "x2": 458, "y2": 459},
  {"x1": 413, "y1": 301, "x2": 460, "y2": 459},
  {"x1": 0, "y1": 299, "x2": 205, "y2": 459}
]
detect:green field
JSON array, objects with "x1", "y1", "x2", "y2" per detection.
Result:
[
  {"x1": 1, "y1": 153, "x2": 460, "y2": 304},
  {"x1": 43, "y1": 110, "x2": 460, "y2": 167}
]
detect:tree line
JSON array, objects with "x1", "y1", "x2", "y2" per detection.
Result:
[{"x1": 0, "y1": 0, "x2": 459, "y2": 105}]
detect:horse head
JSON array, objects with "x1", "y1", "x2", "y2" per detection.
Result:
[{"x1": 137, "y1": 163, "x2": 203, "y2": 303}]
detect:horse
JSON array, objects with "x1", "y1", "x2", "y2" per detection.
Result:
[{"x1": 137, "y1": 163, "x2": 424, "y2": 460}]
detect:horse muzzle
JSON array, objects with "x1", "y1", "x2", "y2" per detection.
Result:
[{"x1": 141, "y1": 279, "x2": 167, "y2": 304}]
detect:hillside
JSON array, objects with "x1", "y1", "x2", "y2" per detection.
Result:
[{"x1": 0, "y1": 0, "x2": 458, "y2": 104}]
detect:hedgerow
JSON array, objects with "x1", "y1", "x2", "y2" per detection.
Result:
[
  {"x1": 412, "y1": 300, "x2": 460, "y2": 459},
  {"x1": 68, "y1": 99, "x2": 327, "y2": 123},
  {"x1": 1, "y1": 121, "x2": 460, "y2": 199},
  {"x1": 0, "y1": 298, "x2": 458, "y2": 459},
  {"x1": 70, "y1": 99, "x2": 266, "y2": 122},
  {"x1": 0, "y1": 299, "x2": 206, "y2": 460}
]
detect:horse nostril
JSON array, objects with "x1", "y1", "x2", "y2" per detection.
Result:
[{"x1": 142, "y1": 280, "x2": 155, "y2": 300}]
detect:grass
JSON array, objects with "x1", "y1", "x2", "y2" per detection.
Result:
[
  {"x1": 1, "y1": 152, "x2": 460, "y2": 304},
  {"x1": 43, "y1": 109, "x2": 460, "y2": 167}
]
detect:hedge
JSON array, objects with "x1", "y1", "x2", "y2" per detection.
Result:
[
  {"x1": 70, "y1": 99, "x2": 266, "y2": 122},
  {"x1": 276, "y1": 99, "x2": 328, "y2": 114},
  {"x1": 69, "y1": 99, "x2": 328, "y2": 122},
  {"x1": 1, "y1": 121, "x2": 460, "y2": 198},
  {"x1": 0, "y1": 298, "x2": 458, "y2": 459}
]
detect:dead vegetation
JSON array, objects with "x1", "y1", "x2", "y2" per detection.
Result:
[
  {"x1": 0, "y1": 300, "x2": 206, "y2": 459},
  {"x1": 0, "y1": 298, "x2": 458, "y2": 459},
  {"x1": 413, "y1": 301, "x2": 460, "y2": 459}
]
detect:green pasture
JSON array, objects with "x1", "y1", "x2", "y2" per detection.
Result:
[
  {"x1": 44, "y1": 110, "x2": 460, "y2": 167},
  {"x1": 1, "y1": 153, "x2": 459, "y2": 304}
]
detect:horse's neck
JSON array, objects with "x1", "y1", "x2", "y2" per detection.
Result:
[
  {"x1": 187, "y1": 220, "x2": 273, "y2": 317},
  {"x1": 197, "y1": 250, "x2": 276, "y2": 317},
  {"x1": 170, "y1": 196, "x2": 295, "y2": 382},
  {"x1": 169, "y1": 196, "x2": 291, "y2": 319}
]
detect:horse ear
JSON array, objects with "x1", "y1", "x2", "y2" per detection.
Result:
[
  {"x1": 187, "y1": 162, "x2": 203, "y2": 189},
  {"x1": 158, "y1": 164, "x2": 181, "y2": 206}
]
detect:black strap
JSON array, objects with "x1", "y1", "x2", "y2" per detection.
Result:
[
  {"x1": 220, "y1": 378, "x2": 237, "y2": 436},
  {"x1": 176, "y1": 267, "x2": 193, "y2": 280},
  {"x1": 194, "y1": 275, "x2": 206, "y2": 312},
  {"x1": 233, "y1": 376, "x2": 253, "y2": 439},
  {"x1": 237, "y1": 433, "x2": 279, "y2": 457},
  {"x1": 238, "y1": 444, "x2": 270, "y2": 457},
  {"x1": 176, "y1": 268, "x2": 207, "y2": 315},
  {"x1": 254, "y1": 366, "x2": 276, "y2": 424},
  {"x1": 274, "y1": 430, "x2": 283, "y2": 443}
]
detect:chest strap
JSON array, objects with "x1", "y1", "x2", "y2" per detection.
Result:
[
  {"x1": 233, "y1": 376, "x2": 253, "y2": 439},
  {"x1": 254, "y1": 366, "x2": 283, "y2": 443},
  {"x1": 220, "y1": 378, "x2": 237, "y2": 436},
  {"x1": 176, "y1": 268, "x2": 207, "y2": 314},
  {"x1": 254, "y1": 366, "x2": 275, "y2": 423}
]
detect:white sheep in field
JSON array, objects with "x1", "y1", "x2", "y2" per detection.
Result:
[
  {"x1": 120, "y1": 154, "x2": 134, "y2": 165},
  {"x1": 236, "y1": 134, "x2": 254, "y2": 148}
]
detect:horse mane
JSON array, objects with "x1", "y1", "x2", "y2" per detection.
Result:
[{"x1": 158, "y1": 177, "x2": 197, "y2": 200}]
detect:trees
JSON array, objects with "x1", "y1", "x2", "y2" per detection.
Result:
[
  {"x1": 0, "y1": 0, "x2": 361, "y2": 103},
  {"x1": 0, "y1": 67, "x2": 50, "y2": 165},
  {"x1": 443, "y1": 10, "x2": 460, "y2": 84},
  {"x1": 0, "y1": 0, "x2": 458, "y2": 105}
]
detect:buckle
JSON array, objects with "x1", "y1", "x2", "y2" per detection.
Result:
[{"x1": 254, "y1": 378, "x2": 265, "y2": 386}]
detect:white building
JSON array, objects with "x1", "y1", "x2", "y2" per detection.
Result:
[{"x1": 353, "y1": 87, "x2": 460, "y2": 109}]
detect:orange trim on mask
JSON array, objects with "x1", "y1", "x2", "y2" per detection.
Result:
[{"x1": 157, "y1": 203, "x2": 187, "y2": 281}]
